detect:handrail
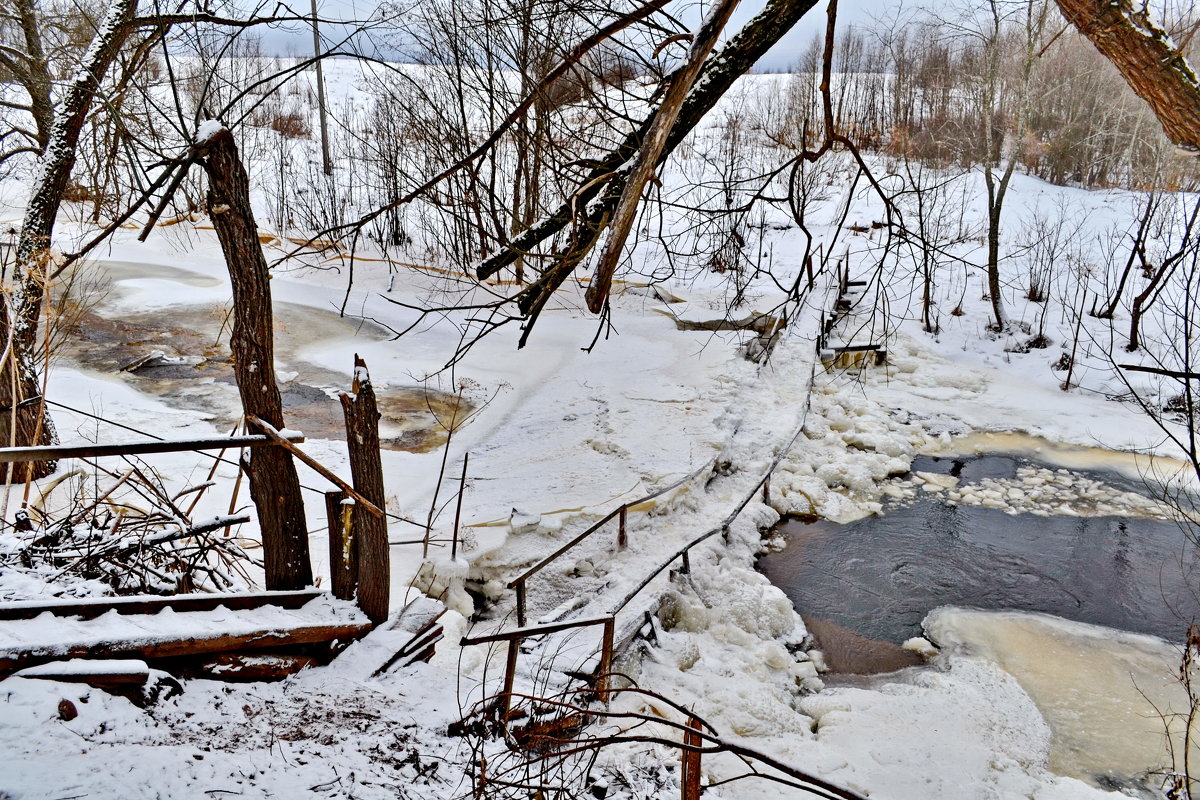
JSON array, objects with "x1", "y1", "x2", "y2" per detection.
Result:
[
  {"x1": 460, "y1": 615, "x2": 612, "y2": 647},
  {"x1": 610, "y1": 359, "x2": 818, "y2": 621},
  {"x1": 461, "y1": 614, "x2": 617, "y2": 714},
  {"x1": 508, "y1": 464, "x2": 708, "y2": 588},
  {"x1": 507, "y1": 462, "x2": 713, "y2": 625},
  {"x1": 0, "y1": 431, "x2": 304, "y2": 464}
]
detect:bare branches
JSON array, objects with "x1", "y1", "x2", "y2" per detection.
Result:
[
  {"x1": 585, "y1": 0, "x2": 743, "y2": 313},
  {"x1": 453, "y1": 682, "x2": 868, "y2": 800}
]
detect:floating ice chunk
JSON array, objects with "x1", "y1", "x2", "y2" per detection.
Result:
[
  {"x1": 915, "y1": 471, "x2": 959, "y2": 489},
  {"x1": 902, "y1": 637, "x2": 938, "y2": 658},
  {"x1": 508, "y1": 508, "x2": 541, "y2": 534}
]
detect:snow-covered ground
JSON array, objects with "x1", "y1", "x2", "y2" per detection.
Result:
[{"x1": 3, "y1": 63, "x2": 1200, "y2": 799}]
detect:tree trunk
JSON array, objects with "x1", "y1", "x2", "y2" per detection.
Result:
[
  {"x1": 984, "y1": 175, "x2": 1007, "y2": 331},
  {"x1": 339, "y1": 356, "x2": 389, "y2": 624},
  {"x1": 199, "y1": 126, "x2": 312, "y2": 590}
]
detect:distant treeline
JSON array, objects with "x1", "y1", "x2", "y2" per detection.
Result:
[{"x1": 774, "y1": 18, "x2": 1200, "y2": 191}]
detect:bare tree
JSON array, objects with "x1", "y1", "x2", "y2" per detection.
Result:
[{"x1": 0, "y1": 0, "x2": 346, "y2": 481}]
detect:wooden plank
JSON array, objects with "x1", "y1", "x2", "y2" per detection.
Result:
[
  {"x1": 681, "y1": 716, "x2": 703, "y2": 800},
  {"x1": 0, "y1": 589, "x2": 325, "y2": 622},
  {"x1": 0, "y1": 621, "x2": 371, "y2": 678},
  {"x1": 597, "y1": 617, "x2": 615, "y2": 704},
  {"x1": 0, "y1": 432, "x2": 304, "y2": 464},
  {"x1": 501, "y1": 638, "x2": 519, "y2": 716},
  {"x1": 187, "y1": 652, "x2": 321, "y2": 682},
  {"x1": 247, "y1": 415, "x2": 384, "y2": 518},
  {"x1": 17, "y1": 662, "x2": 151, "y2": 685}
]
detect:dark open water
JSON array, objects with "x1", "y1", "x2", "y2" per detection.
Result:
[{"x1": 758, "y1": 455, "x2": 1200, "y2": 670}]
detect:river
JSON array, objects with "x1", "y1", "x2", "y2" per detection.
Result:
[{"x1": 759, "y1": 447, "x2": 1200, "y2": 791}]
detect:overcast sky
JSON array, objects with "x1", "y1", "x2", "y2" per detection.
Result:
[{"x1": 257, "y1": 0, "x2": 889, "y2": 72}]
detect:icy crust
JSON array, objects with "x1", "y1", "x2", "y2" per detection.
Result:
[
  {"x1": 925, "y1": 607, "x2": 1187, "y2": 785},
  {"x1": 765, "y1": 377, "x2": 934, "y2": 523}
]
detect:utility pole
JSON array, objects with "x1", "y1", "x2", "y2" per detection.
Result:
[{"x1": 311, "y1": 0, "x2": 333, "y2": 175}]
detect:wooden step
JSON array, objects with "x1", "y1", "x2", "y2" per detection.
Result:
[
  {"x1": 0, "y1": 593, "x2": 370, "y2": 679},
  {"x1": 0, "y1": 589, "x2": 325, "y2": 622}
]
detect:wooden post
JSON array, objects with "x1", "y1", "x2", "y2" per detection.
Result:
[
  {"x1": 617, "y1": 506, "x2": 627, "y2": 549},
  {"x1": 762, "y1": 475, "x2": 770, "y2": 504},
  {"x1": 501, "y1": 637, "x2": 520, "y2": 717},
  {"x1": 597, "y1": 617, "x2": 615, "y2": 704},
  {"x1": 325, "y1": 491, "x2": 356, "y2": 601},
  {"x1": 339, "y1": 356, "x2": 389, "y2": 625},
  {"x1": 681, "y1": 549, "x2": 690, "y2": 575},
  {"x1": 200, "y1": 125, "x2": 311, "y2": 591},
  {"x1": 514, "y1": 580, "x2": 527, "y2": 627},
  {"x1": 681, "y1": 715, "x2": 702, "y2": 800}
]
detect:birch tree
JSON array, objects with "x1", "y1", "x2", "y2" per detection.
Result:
[
  {"x1": 2, "y1": 0, "x2": 140, "y2": 481},
  {"x1": 0, "y1": 0, "x2": 327, "y2": 481}
]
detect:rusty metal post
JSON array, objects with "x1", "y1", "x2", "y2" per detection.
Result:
[
  {"x1": 617, "y1": 506, "x2": 627, "y2": 549},
  {"x1": 452, "y1": 453, "x2": 468, "y2": 561},
  {"x1": 475, "y1": 756, "x2": 487, "y2": 800},
  {"x1": 501, "y1": 637, "x2": 520, "y2": 717},
  {"x1": 514, "y1": 580, "x2": 527, "y2": 627},
  {"x1": 597, "y1": 617, "x2": 615, "y2": 704},
  {"x1": 681, "y1": 715, "x2": 702, "y2": 800}
]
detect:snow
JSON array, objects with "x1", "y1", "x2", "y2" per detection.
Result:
[
  {"x1": 193, "y1": 119, "x2": 228, "y2": 145},
  {"x1": 2, "y1": 60, "x2": 1199, "y2": 800}
]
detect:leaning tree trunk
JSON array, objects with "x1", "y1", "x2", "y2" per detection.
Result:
[{"x1": 197, "y1": 125, "x2": 312, "y2": 590}]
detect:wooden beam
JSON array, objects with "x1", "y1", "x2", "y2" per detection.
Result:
[
  {"x1": 0, "y1": 621, "x2": 372, "y2": 678},
  {"x1": 246, "y1": 415, "x2": 384, "y2": 518},
  {"x1": 0, "y1": 432, "x2": 304, "y2": 464},
  {"x1": 460, "y1": 615, "x2": 613, "y2": 647},
  {"x1": 681, "y1": 716, "x2": 703, "y2": 800},
  {"x1": 0, "y1": 589, "x2": 325, "y2": 621}
]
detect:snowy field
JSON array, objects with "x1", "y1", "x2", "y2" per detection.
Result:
[{"x1": 2, "y1": 61, "x2": 1200, "y2": 799}]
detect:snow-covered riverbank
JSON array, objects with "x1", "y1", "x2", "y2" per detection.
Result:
[
  {"x1": 1, "y1": 222, "x2": 1194, "y2": 799},
  {"x1": 4, "y1": 58, "x2": 1200, "y2": 799}
]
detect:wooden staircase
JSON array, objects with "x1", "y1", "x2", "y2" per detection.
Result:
[{"x1": 0, "y1": 589, "x2": 371, "y2": 683}]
